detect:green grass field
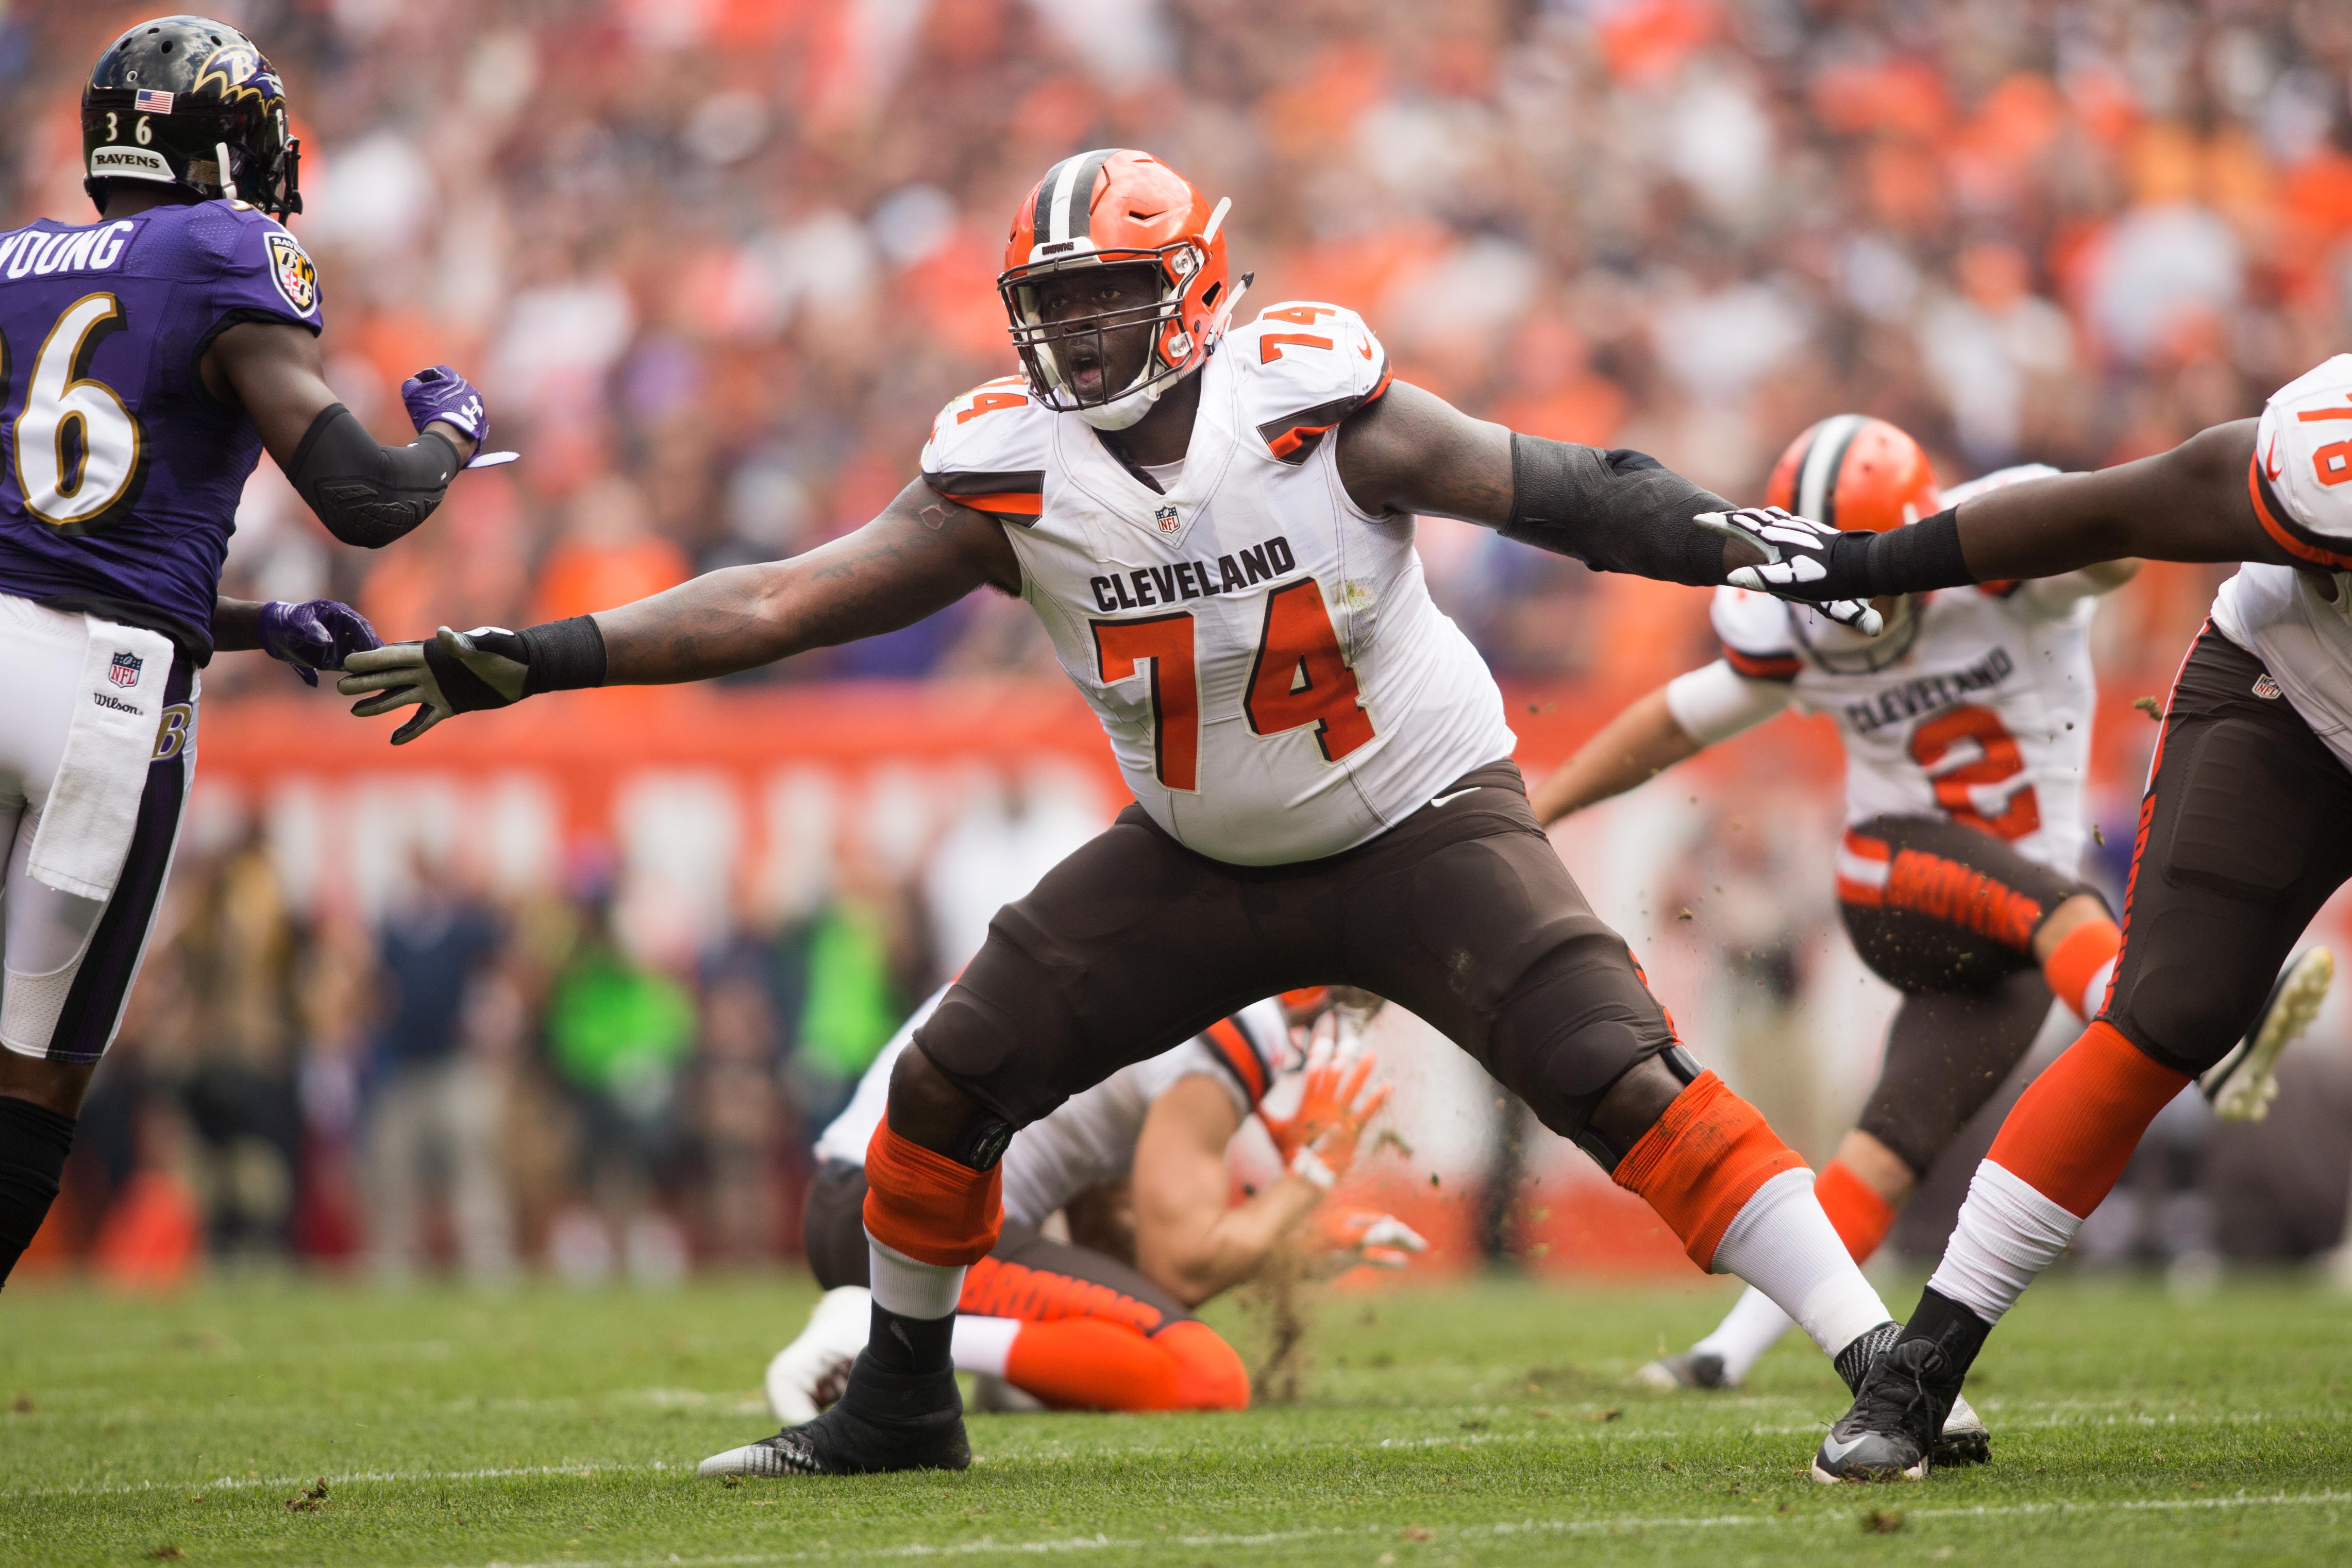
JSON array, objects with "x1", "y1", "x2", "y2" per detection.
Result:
[{"x1": 5, "y1": 1269, "x2": 2348, "y2": 1567}]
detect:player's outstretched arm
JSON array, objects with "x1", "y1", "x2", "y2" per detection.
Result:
[
  {"x1": 1334, "y1": 382, "x2": 1883, "y2": 632},
  {"x1": 1716, "y1": 419, "x2": 2284, "y2": 603},
  {"x1": 339, "y1": 480, "x2": 1019, "y2": 743},
  {"x1": 1131, "y1": 1077, "x2": 1324, "y2": 1305},
  {"x1": 1530, "y1": 684, "x2": 1706, "y2": 825},
  {"x1": 1334, "y1": 381, "x2": 1734, "y2": 584},
  {"x1": 209, "y1": 322, "x2": 485, "y2": 548}
]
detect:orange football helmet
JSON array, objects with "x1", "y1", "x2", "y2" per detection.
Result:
[
  {"x1": 999, "y1": 148, "x2": 1242, "y2": 430},
  {"x1": 1765, "y1": 415, "x2": 1939, "y2": 534}
]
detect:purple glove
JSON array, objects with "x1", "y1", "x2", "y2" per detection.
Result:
[
  {"x1": 259, "y1": 598, "x2": 381, "y2": 687},
  {"x1": 401, "y1": 364, "x2": 489, "y2": 446}
]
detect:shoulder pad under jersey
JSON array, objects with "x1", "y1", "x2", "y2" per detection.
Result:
[
  {"x1": 2251, "y1": 355, "x2": 2352, "y2": 570},
  {"x1": 1225, "y1": 301, "x2": 1392, "y2": 464},
  {"x1": 1709, "y1": 585, "x2": 1801, "y2": 681},
  {"x1": 180, "y1": 200, "x2": 323, "y2": 332},
  {"x1": 919, "y1": 377, "x2": 1055, "y2": 525}
]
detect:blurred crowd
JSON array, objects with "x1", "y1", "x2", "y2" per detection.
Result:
[
  {"x1": 33, "y1": 827, "x2": 942, "y2": 1283},
  {"x1": 3, "y1": 0, "x2": 2346, "y2": 690}
]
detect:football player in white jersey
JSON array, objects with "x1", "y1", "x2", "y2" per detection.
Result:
[
  {"x1": 1535, "y1": 418, "x2": 2154, "y2": 1460},
  {"x1": 1704, "y1": 357, "x2": 2352, "y2": 1480},
  {"x1": 717, "y1": 989, "x2": 1415, "y2": 1460},
  {"x1": 342, "y1": 147, "x2": 1907, "y2": 1478}
]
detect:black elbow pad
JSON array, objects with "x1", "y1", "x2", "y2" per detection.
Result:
[
  {"x1": 1504, "y1": 433, "x2": 1732, "y2": 587},
  {"x1": 289, "y1": 402, "x2": 459, "y2": 548}
]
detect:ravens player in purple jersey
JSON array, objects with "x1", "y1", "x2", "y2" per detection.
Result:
[{"x1": 0, "y1": 16, "x2": 499, "y2": 1288}]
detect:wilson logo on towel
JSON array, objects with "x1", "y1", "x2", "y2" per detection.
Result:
[{"x1": 108, "y1": 650, "x2": 143, "y2": 688}]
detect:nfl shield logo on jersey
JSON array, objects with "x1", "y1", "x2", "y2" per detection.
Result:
[
  {"x1": 1153, "y1": 503, "x2": 1181, "y2": 536},
  {"x1": 108, "y1": 650, "x2": 143, "y2": 688}
]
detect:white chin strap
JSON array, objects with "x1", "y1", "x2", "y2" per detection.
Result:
[{"x1": 1075, "y1": 370, "x2": 1170, "y2": 431}]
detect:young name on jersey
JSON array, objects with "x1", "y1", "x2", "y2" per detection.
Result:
[{"x1": 0, "y1": 201, "x2": 322, "y2": 657}]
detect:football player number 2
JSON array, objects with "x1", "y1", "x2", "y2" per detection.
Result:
[
  {"x1": 1093, "y1": 579, "x2": 1374, "y2": 791},
  {"x1": 6, "y1": 292, "x2": 144, "y2": 529},
  {"x1": 1908, "y1": 703, "x2": 2040, "y2": 840}
]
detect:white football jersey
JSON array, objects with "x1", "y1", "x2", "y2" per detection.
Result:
[
  {"x1": 1702, "y1": 464, "x2": 2103, "y2": 876},
  {"x1": 814, "y1": 988, "x2": 1287, "y2": 1229},
  {"x1": 2211, "y1": 355, "x2": 2352, "y2": 772},
  {"x1": 919, "y1": 302, "x2": 1514, "y2": 865}
]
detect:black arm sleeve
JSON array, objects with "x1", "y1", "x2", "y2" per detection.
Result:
[
  {"x1": 288, "y1": 402, "x2": 459, "y2": 548},
  {"x1": 1503, "y1": 435, "x2": 1734, "y2": 586}
]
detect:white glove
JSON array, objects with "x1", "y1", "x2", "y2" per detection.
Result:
[
  {"x1": 1316, "y1": 1209, "x2": 1429, "y2": 1270},
  {"x1": 1692, "y1": 507, "x2": 1884, "y2": 635}
]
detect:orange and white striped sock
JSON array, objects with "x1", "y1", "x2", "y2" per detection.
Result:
[
  {"x1": 2042, "y1": 918, "x2": 2123, "y2": 1022},
  {"x1": 1615, "y1": 1073, "x2": 1893, "y2": 1359},
  {"x1": 1928, "y1": 1022, "x2": 2189, "y2": 1324},
  {"x1": 862, "y1": 1121, "x2": 1001, "y2": 1353},
  {"x1": 1691, "y1": 1156, "x2": 1902, "y2": 1382}
]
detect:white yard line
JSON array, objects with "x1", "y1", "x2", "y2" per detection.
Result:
[
  {"x1": 9, "y1": 1402, "x2": 2332, "y2": 1498},
  {"x1": 416, "y1": 1491, "x2": 2352, "y2": 1568}
]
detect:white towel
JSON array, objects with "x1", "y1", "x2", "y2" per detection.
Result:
[{"x1": 27, "y1": 617, "x2": 175, "y2": 902}]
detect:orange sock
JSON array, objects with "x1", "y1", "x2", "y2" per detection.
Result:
[
  {"x1": 1158, "y1": 1320, "x2": 1252, "y2": 1411},
  {"x1": 863, "y1": 1121, "x2": 1002, "y2": 1267},
  {"x1": 1000, "y1": 1318, "x2": 1248, "y2": 1411},
  {"x1": 2042, "y1": 918, "x2": 2123, "y2": 1022},
  {"x1": 1813, "y1": 1158, "x2": 1896, "y2": 1261},
  {"x1": 1611, "y1": 1071, "x2": 1807, "y2": 1269},
  {"x1": 1985, "y1": 1021, "x2": 2189, "y2": 1217}
]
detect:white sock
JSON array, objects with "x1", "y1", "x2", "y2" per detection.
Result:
[
  {"x1": 2070, "y1": 957, "x2": 2116, "y2": 1022},
  {"x1": 1926, "y1": 1159, "x2": 2081, "y2": 1325},
  {"x1": 1690, "y1": 1287, "x2": 1797, "y2": 1385},
  {"x1": 1708, "y1": 1167, "x2": 1894, "y2": 1359},
  {"x1": 866, "y1": 1234, "x2": 965, "y2": 1321},
  {"x1": 951, "y1": 1314, "x2": 1021, "y2": 1376}
]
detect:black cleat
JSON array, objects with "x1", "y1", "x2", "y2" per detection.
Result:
[
  {"x1": 1812, "y1": 1335, "x2": 1965, "y2": 1483},
  {"x1": 699, "y1": 1354, "x2": 969, "y2": 1478}
]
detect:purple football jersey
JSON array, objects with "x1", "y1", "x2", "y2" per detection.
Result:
[{"x1": 0, "y1": 199, "x2": 323, "y2": 659}]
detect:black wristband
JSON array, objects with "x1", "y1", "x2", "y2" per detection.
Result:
[
  {"x1": 517, "y1": 615, "x2": 608, "y2": 695},
  {"x1": 1862, "y1": 507, "x2": 1971, "y2": 596}
]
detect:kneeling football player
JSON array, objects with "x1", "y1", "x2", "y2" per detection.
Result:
[
  {"x1": 704, "y1": 990, "x2": 1413, "y2": 1469},
  {"x1": 1706, "y1": 362, "x2": 2352, "y2": 1480}
]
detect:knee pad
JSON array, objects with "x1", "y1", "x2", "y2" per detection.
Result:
[
  {"x1": 1485, "y1": 934, "x2": 1685, "y2": 1152},
  {"x1": 914, "y1": 950, "x2": 1092, "y2": 1130}
]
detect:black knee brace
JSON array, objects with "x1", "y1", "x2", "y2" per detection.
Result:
[{"x1": 1571, "y1": 1043, "x2": 1702, "y2": 1169}]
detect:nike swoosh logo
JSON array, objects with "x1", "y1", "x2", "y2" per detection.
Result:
[
  {"x1": 2264, "y1": 435, "x2": 2283, "y2": 483},
  {"x1": 1818, "y1": 1435, "x2": 1866, "y2": 1463},
  {"x1": 1358, "y1": 341, "x2": 1374, "y2": 360},
  {"x1": 1430, "y1": 788, "x2": 1481, "y2": 808}
]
